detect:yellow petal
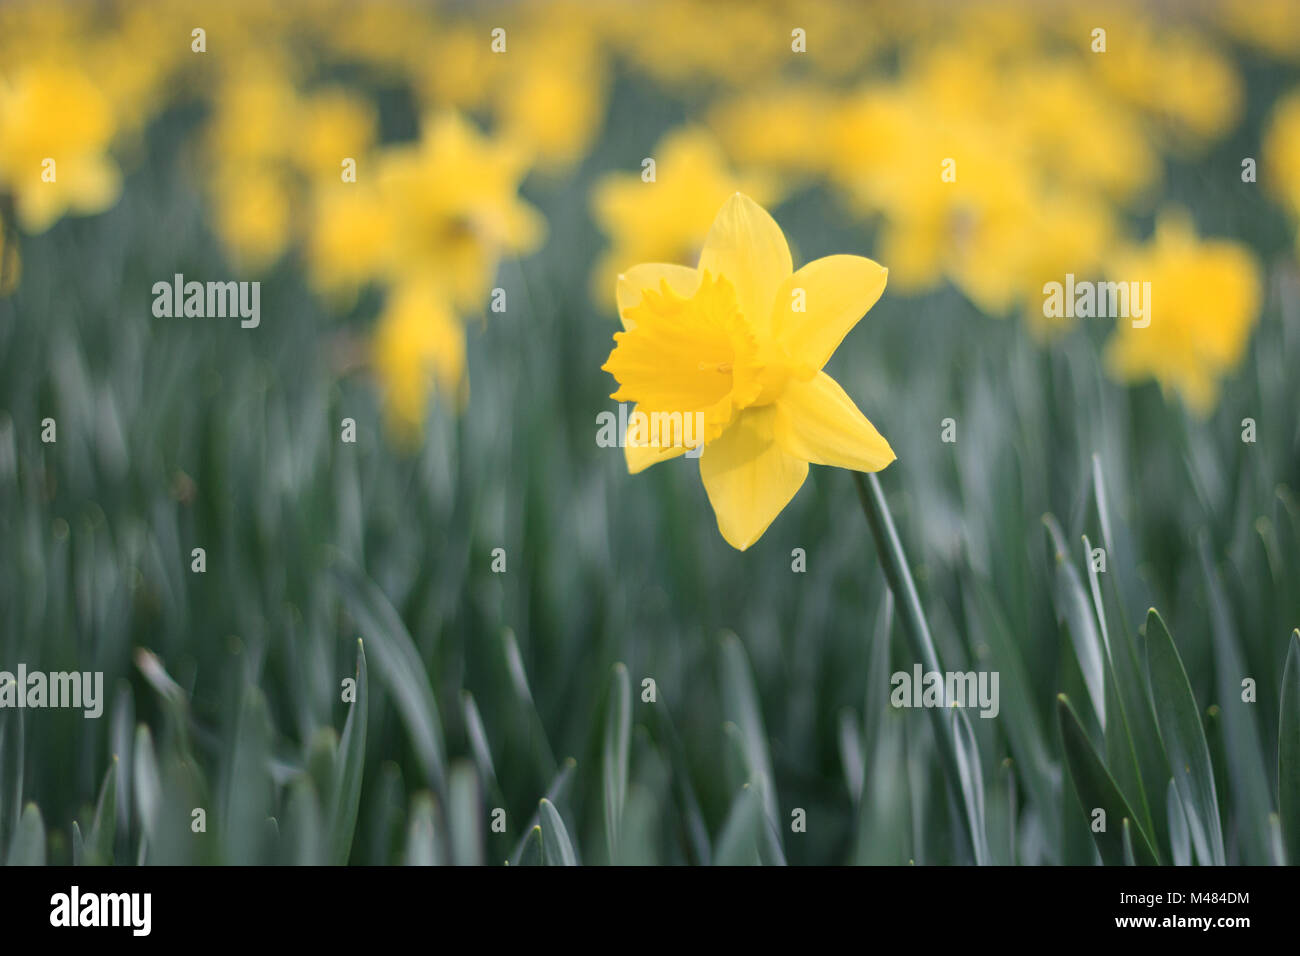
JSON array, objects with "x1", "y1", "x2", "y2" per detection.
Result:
[
  {"x1": 66, "y1": 154, "x2": 123, "y2": 217},
  {"x1": 625, "y1": 433, "x2": 688, "y2": 474},
  {"x1": 772, "y1": 255, "x2": 888, "y2": 370},
  {"x1": 697, "y1": 193, "x2": 791, "y2": 336},
  {"x1": 700, "y1": 406, "x2": 808, "y2": 550},
  {"x1": 615, "y1": 264, "x2": 700, "y2": 330},
  {"x1": 774, "y1": 372, "x2": 895, "y2": 472}
]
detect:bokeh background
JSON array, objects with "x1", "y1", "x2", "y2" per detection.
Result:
[{"x1": 2, "y1": 0, "x2": 1299, "y2": 865}]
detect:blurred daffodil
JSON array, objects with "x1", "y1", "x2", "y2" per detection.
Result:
[
  {"x1": 377, "y1": 113, "x2": 544, "y2": 310},
  {"x1": 495, "y1": 25, "x2": 607, "y2": 175},
  {"x1": 371, "y1": 277, "x2": 467, "y2": 438},
  {"x1": 1265, "y1": 89, "x2": 1300, "y2": 255},
  {"x1": 0, "y1": 63, "x2": 121, "y2": 233},
  {"x1": 307, "y1": 181, "x2": 395, "y2": 299},
  {"x1": 591, "y1": 127, "x2": 773, "y2": 306},
  {"x1": 602, "y1": 193, "x2": 895, "y2": 550},
  {"x1": 1105, "y1": 211, "x2": 1261, "y2": 416}
]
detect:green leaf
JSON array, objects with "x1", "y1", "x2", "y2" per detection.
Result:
[
  {"x1": 6, "y1": 803, "x2": 45, "y2": 866},
  {"x1": 603, "y1": 663, "x2": 631, "y2": 863},
  {"x1": 133, "y1": 724, "x2": 162, "y2": 849},
  {"x1": 0, "y1": 704, "x2": 25, "y2": 857},
  {"x1": 87, "y1": 757, "x2": 118, "y2": 865},
  {"x1": 853, "y1": 471, "x2": 988, "y2": 864},
  {"x1": 719, "y1": 633, "x2": 785, "y2": 865},
  {"x1": 1083, "y1": 534, "x2": 1154, "y2": 842},
  {"x1": 1166, "y1": 780, "x2": 1191, "y2": 867},
  {"x1": 538, "y1": 798, "x2": 577, "y2": 866},
  {"x1": 330, "y1": 639, "x2": 368, "y2": 865},
  {"x1": 1121, "y1": 818, "x2": 1138, "y2": 866},
  {"x1": 509, "y1": 758, "x2": 575, "y2": 865},
  {"x1": 448, "y1": 760, "x2": 483, "y2": 866},
  {"x1": 284, "y1": 777, "x2": 325, "y2": 865},
  {"x1": 222, "y1": 685, "x2": 274, "y2": 865},
  {"x1": 461, "y1": 690, "x2": 499, "y2": 797},
  {"x1": 515, "y1": 825, "x2": 542, "y2": 867},
  {"x1": 1279, "y1": 629, "x2": 1300, "y2": 865},
  {"x1": 1199, "y1": 538, "x2": 1273, "y2": 863},
  {"x1": 1044, "y1": 517, "x2": 1105, "y2": 730},
  {"x1": 964, "y1": 583, "x2": 1055, "y2": 849},
  {"x1": 334, "y1": 560, "x2": 446, "y2": 795},
  {"x1": 714, "y1": 785, "x2": 763, "y2": 866},
  {"x1": 1145, "y1": 609, "x2": 1224, "y2": 865},
  {"x1": 502, "y1": 627, "x2": 557, "y2": 778},
  {"x1": 1057, "y1": 695, "x2": 1159, "y2": 866},
  {"x1": 404, "y1": 793, "x2": 440, "y2": 866}
]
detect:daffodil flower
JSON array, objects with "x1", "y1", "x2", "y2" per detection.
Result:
[{"x1": 602, "y1": 193, "x2": 895, "y2": 550}]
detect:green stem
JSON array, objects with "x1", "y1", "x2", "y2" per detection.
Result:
[{"x1": 852, "y1": 470, "x2": 988, "y2": 864}]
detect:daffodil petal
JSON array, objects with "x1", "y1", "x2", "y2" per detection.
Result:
[
  {"x1": 772, "y1": 255, "x2": 887, "y2": 370},
  {"x1": 700, "y1": 406, "x2": 808, "y2": 550},
  {"x1": 623, "y1": 404, "x2": 689, "y2": 473},
  {"x1": 774, "y1": 372, "x2": 895, "y2": 472},
  {"x1": 625, "y1": 437, "x2": 687, "y2": 474},
  {"x1": 698, "y1": 193, "x2": 792, "y2": 336},
  {"x1": 615, "y1": 264, "x2": 701, "y2": 330}
]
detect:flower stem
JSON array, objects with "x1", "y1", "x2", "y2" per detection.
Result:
[{"x1": 852, "y1": 470, "x2": 989, "y2": 864}]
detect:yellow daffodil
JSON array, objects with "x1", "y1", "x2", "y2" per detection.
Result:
[
  {"x1": 602, "y1": 193, "x2": 895, "y2": 550},
  {"x1": 306, "y1": 180, "x2": 395, "y2": 299},
  {"x1": 1104, "y1": 211, "x2": 1261, "y2": 415},
  {"x1": 1220, "y1": 0, "x2": 1300, "y2": 61},
  {"x1": 294, "y1": 88, "x2": 377, "y2": 184},
  {"x1": 590, "y1": 127, "x2": 773, "y2": 306},
  {"x1": 371, "y1": 277, "x2": 467, "y2": 439},
  {"x1": 208, "y1": 164, "x2": 295, "y2": 272},
  {"x1": 1077, "y1": 14, "x2": 1241, "y2": 148},
  {"x1": 707, "y1": 86, "x2": 840, "y2": 180},
  {"x1": 376, "y1": 112, "x2": 545, "y2": 310},
  {"x1": 0, "y1": 63, "x2": 122, "y2": 233},
  {"x1": 1264, "y1": 89, "x2": 1300, "y2": 253},
  {"x1": 495, "y1": 25, "x2": 607, "y2": 175}
]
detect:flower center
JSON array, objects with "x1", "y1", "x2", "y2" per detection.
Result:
[{"x1": 602, "y1": 271, "x2": 802, "y2": 445}]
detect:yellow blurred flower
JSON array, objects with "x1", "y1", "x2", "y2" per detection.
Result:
[
  {"x1": 1104, "y1": 211, "x2": 1261, "y2": 415},
  {"x1": 591, "y1": 127, "x2": 773, "y2": 306},
  {"x1": 208, "y1": 165, "x2": 295, "y2": 272},
  {"x1": 1218, "y1": 0, "x2": 1300, "y2": 61},
  {"x1": 0, "y1": 63, "x2": 122, "y2": 233},
  {"x1": 602, "y1": 193, "x2": 895, "y2": 550},
  {"x1": 606, "y1": 0, "x2": 787, "y2": 90},
  {"x1": 371, "y1": 277, "x2": 467, "y2": 438},
  {"x1": 294, "y1": 88, "x2": 377, "y2": 184},
  {"x1": 412, "y1": 24, "x2": 504, "y2": 112},
  {"x1": 708, "y1": 86, "x2": 840, "y2": 179},
  {"x1": 1004, "y1": 60, "x2": 1158, "y2": 203},
  {"x1": 1264, "y1": 90, "x2": 1300, "y2": 251},
  {"x1": 377, "y1": 112, "x2": 545, "y2": 310},
  {"x1": 960, "y1": 189, "x2": 1117, "y2": 334},
  {"x1": 497, "y1": 33, "x2": 607, "y2": 174},
  {"x1": 1082, "y1": 16, "x2": 1242, "y2": 148},
  {"x1": 307, "y1": 181, "x2": 395, "y2": 299}
]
